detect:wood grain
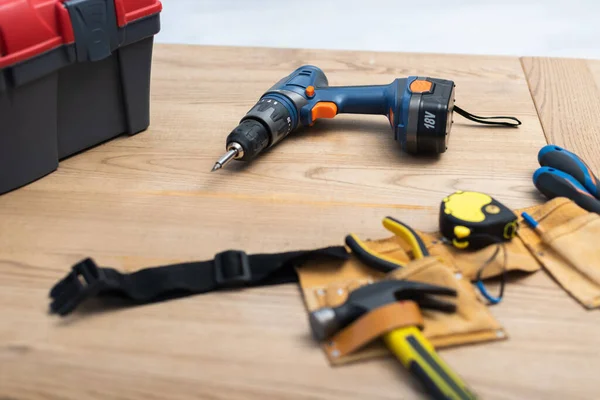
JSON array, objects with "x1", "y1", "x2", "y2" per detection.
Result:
[
  {"x1": 589, "y1": 59, "x2": 600, "y2": 88},
  {"x1": 521, "y1": 57, "x2": 600, "y2": 172},
  {"x1": 3, "y1": 44, "x2": 595, "y2": 400}
]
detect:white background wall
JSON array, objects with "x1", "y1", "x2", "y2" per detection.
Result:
[{"x1": 158, "y1": 0, "x2": 600, "y2": 58}]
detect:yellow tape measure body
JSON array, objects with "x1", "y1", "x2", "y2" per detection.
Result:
[{"x1": 440, "y1": 191, "x2": 517, "y2": 250}]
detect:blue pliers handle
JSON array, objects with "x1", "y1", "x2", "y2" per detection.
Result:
[{"x1": 534, "y1": 145, "x2": 600, "y2": 214}]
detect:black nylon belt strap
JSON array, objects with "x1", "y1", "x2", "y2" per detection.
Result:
[
  {"x1": 49, "y1": 246, "x2": 349, "y2": 316},
  {"x1": 454, "y1": 105, "x2": 522, "y2": 127}
]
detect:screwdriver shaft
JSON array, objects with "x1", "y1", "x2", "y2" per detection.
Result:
[{"x1": 211, "y1": 149, "x2": 238, "y2": 172}]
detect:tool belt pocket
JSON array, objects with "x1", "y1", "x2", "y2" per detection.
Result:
[
  {"x1": 299, "y1": 251, "x2": 506, "y2": 366},
  {"x1": 386, "y1": 257, "x2": 505, "y2": 349},
  {"x1": 519, "y1": 198, "x2": 600, "y2": 308},
  {"x1": 416, "y1": 232, "x2": 541, "y2": 281}
]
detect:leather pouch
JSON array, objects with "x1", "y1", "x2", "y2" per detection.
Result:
[
  {"x1": 298, "y1": 244, "x2": 506, "y2": 365},
  {"x1": 410, "y1": 231, "x2": 541, "y2": 281},
  {"x1": 517, "y1": 197, "x2": 600, "y2": 308}
]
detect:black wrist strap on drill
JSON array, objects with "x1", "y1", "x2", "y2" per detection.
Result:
[
  {"x1": 49, "y1": 246, "x2": 349, "y2": 316},
  {"x1": 454, "y1": 105, "x2": 522, "y2": 127}
]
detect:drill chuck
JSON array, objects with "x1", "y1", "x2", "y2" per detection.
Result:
[
  {"x1": 226, "y1": 119, "x2": 269, "y2": 161},
  {"x1": 212, "y1": 95, "x2": 295, "y2": 171}
]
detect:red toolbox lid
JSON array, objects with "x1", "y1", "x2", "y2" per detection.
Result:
[
  {"x1": 0, "y1": 0, "x2": 74, "y2": 69},
  {"x1": 114, "y1": 0, "x2": 162, "y2": 28},
  {"x1": 0, "y1": 0, "x2": 161, "y2": 69}
]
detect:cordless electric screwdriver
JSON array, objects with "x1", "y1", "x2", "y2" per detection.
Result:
[{"x1": 212, "y1": 65, "x2": 520, "y2": 171}]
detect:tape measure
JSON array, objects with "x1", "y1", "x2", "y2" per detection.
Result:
[{"x1": 439, "y1": 191, "x2": 518, "y2": 250}]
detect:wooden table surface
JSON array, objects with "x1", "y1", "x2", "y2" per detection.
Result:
[{"x1": 1, "y1": 44, "x2": 600, "y2": 400}]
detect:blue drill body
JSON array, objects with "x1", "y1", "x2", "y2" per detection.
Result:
[
  {"x1": 213, "y1": 65, "x2": 455, "y2": 171},
  {"x1": 264, "y1": 65, "x2": 411, "y2": 144}
]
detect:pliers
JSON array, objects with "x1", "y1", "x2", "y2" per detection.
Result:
[
  {"x1": 345, "y1": 216, "x2": 429, "y2": 272},
  {"x1": 534, "y1": 144, "x2": 600, "y2": 214}
]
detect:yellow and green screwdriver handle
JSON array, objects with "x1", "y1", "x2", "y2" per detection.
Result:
[{"x1": 345, "y1": 217, "x2": 477, "y2": 400}]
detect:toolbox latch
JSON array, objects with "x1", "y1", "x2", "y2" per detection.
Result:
[{"x1": 64, "y1": 0, "x2": 120, "y2": 62}]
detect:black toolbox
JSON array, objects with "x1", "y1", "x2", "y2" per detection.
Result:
[{"x1": 0, "y1": 0, "x2": 162, "y2": 194}]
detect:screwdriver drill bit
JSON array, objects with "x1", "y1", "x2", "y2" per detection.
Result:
[{"x1": 211, "y1": 142, "x2": 243, "y2": 172}]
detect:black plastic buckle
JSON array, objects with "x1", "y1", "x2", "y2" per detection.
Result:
[
  {"x1": 214, "y1": 250, "x2": 252, "y2": 288},
  {"x1": 49, "y1": 258, "x2": 106, "y2": 316}
]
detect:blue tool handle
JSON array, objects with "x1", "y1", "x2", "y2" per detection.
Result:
[
  {"x1": 312, "y1": 84, "x2": 394, "y2": 115},
  {"x1": 538, "y1": 145, "x2": 599, "y2": 198},
  {"x1": 533, "y1": 167, "x2": 600, "y2": 214}
]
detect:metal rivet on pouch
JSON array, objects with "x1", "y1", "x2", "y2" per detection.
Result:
[
  {"x1": 454, "y1": 272, "x2": 463, "y2": 280},
  {"x1": 316, "y1": 288, "x2": 325, "y2": 296},
  {"x1": 337, "y1": 288, "x2": 344, "y2": 295},
  {"x1": 331, "y1": 350, "x2": 340, "y2": 358},
  {"x1": 496, "y1": 330, "x2": 505, "y2": 338}
]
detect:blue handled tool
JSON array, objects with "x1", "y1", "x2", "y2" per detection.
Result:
[
  {"x1": 533, "y1": 167, "x2": 600, "y2": 214},
  {"x1": 212, "y1": 65, "x2": 520, "y2": 171},
  {"x1": 538, "y1": 145, "x2": 599, "y2": 198}
]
